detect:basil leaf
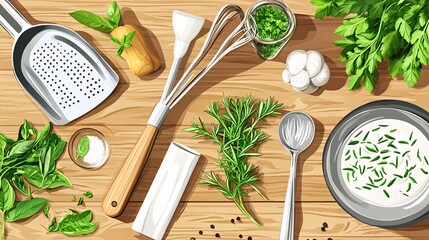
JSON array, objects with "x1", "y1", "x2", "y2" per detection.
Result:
[
  {"x1": 21, "y1": 165, "x2": 45, "y2": 189},
  {"x1": 35, "y1": 122, "x2": 51, "y2": 144},
  {"x1": 62, "y1": 223, "x2": 98, "y2": 237},
  {"x1": 75, "y1": 136, "x2": 90, "y2": 160},
  {"x1": 6, "y1": 198, "x2": 46, "y2": 222},
  {"x1": 7, "y1": 140, "x2": 34, "y2": 159},
  {"x1": 117, "y1": 46, "x2": 125, "y2": 56},
  {"x1": 25, "y1": 149, "x2": 41, "y2": 163},
  {"x1": 45, "y1": 133, "x2": 66, "y2": 161},
  {"x1": 18, "y1": 120, "x2": 36, "y2": 141},
  {"x1": 124, "y1": 30, "x2": 136, "y2": 45},
  {"x1": 0, "y1": 179, "x2": 15, "y2": 211},
  {"x1": 47, "y1": 217, "x2": 57, "y2": 232},
  {"x1": 39, "y1": 147, "x2": 54, "y2": 177},
  {"x1": 83, "y1": 191, "x2": 93, "y2": 198},
  {"x1": 43, "y1": 203, "x2": 50, "y2": 218},
  {"x1": 107, "y1": 1, "x2": 121, "y2": 27},
  {"x1": 11, "y1": 176, "x2": 29, "y2": 196},
  {"x1": 69, "y1": 10, "x2": 115, "y2": 33},
  {"x1": 77, "y1": 197, "x2": 84, "y2": 206},
  {"x1": 109, "y1": 35, "x2": 122, "y2": 46},
  {"x1": 0, "y1": 138, "x2": 6, "y2": 168},
  {"x1": 0, "y1": 133, "x2": 14, "y2": 146},
  {"x1": 47, "y1": 171, "x2": 72, "y2": 189},
  {"x1": 54, "y1": 210, "x2": 97, "y2": 237}
]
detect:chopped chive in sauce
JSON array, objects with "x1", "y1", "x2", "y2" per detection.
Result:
[
  {"x1": 355, "y1": 130, "x2": 363, "y2": 137},
  {"x1": 383, "y1": 189, "x2": 390, "y2": 198},
  {"x1": 387, "y1": 178, "x2": 396, "y2": 187},
  {"x1": 363, "y1": 131, "x2": 370, "y2": 141},
  {"x1": 384, "y1": 134, "x2": 395, "y2": 140},
  {"x1": 366, "y1": 146, "x2": 377, "y2": 153},
  {"x1": 371, "y1": 156, "x2": 380, "y2": 162},
  {"x1": 372, "y1": 127, "x2": 380, "y2": 132},
  {"x1": 343, "y1": 120, "x2": 427, "y2": 200},
  {"x1": 402, "y1": 150, "x2": 410, "y2": 157}
]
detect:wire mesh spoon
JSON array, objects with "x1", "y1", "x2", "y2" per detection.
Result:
[{"x1": 278, "y1": 112, "x2": 315, "y2": 240}]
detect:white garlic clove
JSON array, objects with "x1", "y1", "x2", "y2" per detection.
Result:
[
  {"x1": 311, "y1": 62, "x2": 330, "y2": 87},
  {"x1": 293, "y1": 82, "x2": 319, "y2": 94},
  {"x1": 286, "y1": 50, "x2": 307, "y2": 75},
  {"x1": 306, "y1": 50, "x2": 324, "y2": 78},
  {"x1": 290, "y1": 70, "x2": 310, "y2": 91},
  {"x1": 282, "y1": 69, "x2": 292, "y2": 84}
]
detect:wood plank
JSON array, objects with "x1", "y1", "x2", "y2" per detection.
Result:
[
  {"x1": 2, "y1": 124, "x2": 332, "y2": 203},
  {"x1": 5, "y1": 202, "x2": 429, "y2": 239},
  {"x1": 0, "y1": 68, "x2": 428, "y2": 126}
]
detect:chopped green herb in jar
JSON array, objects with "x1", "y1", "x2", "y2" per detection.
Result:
[
  {"x1": 254, "y1": 5, "x2": 289, "y2": 40},
  {"x1": 251, "y1": 4, "x2": 290, "y2": 59}
]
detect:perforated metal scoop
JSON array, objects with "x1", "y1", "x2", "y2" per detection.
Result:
[{"x1": 0, "y1": 0, "x2": 119, "y2": 125}]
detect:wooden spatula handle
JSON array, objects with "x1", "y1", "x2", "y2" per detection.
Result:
[{"x1": 102, "y1": 125, "x2": 159, "y2": 217}]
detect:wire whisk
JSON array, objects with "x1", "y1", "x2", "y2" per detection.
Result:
[{"x1": 164, "y1": 4, "x2": 257, "y2": 108}]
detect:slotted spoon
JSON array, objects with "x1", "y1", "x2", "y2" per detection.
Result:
[{"x1": 0, "y1": 0, "x2": 119, "y2": 125}]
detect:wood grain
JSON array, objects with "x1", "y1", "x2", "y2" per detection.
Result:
[
  {"x1": 0, "y1": 0, "x2": 428, "y2": 239},
  {"x1": 6, "y1": 202, "x2": 429, "y2": 240}
]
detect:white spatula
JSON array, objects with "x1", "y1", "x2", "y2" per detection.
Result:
[{"x1": 160, "y1": 10, "x2": 205, "y2": 101}]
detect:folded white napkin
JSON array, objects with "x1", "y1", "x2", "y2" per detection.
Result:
[{"x1": 132, "y1": 141, "x2": 200, "y2": 240}]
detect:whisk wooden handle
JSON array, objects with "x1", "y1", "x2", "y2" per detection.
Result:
[{"x1": 102, "y1": 125, "x2": 159, "y2": 217}]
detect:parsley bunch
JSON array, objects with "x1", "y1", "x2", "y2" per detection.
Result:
[
  {"x1": 185, "y1": 96, "x2": 283, "y2": 227},
  {"x1": 312, "y1": 0, "x2": 429, "y2": 93}
]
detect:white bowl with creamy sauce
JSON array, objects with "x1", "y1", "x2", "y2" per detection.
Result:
[{"x1": 324, "y1": 100, "x2": 429, "y2": 227}]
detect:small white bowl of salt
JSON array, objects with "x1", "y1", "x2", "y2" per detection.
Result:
[{"x1": 69, "y1": 128, "x2": 110, "y2": 169}]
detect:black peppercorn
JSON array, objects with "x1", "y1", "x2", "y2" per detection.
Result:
[
  {"x1": 239, "y1": 234, "x2": 243, "y2": 238},
  {"x1": 190, "y1": 238, "x2": 196, "y2": 240},
  {"x1": 215, "y1": 233, "x2": 220, "y2": 238},
  {"x1": 328, "y1": 238, "x2": 333, "y2": 240},
  {"x1": 231, "y1": 218, "x2": 235, "y2": 223},
  {"x1": 198, "y1": 230, "x2": 203, "y2": 235},
  {"x1": 321, "y1": 227, "x2": 326, "y2": 232},
  {"x1": 247, "y1": 236, "x2": 252, "y2": 240},
  {"x1": 236, "y1": 216, "x2": 241, "y2": 221},
  {"x1": 323, "y1": 222, "x2": 328, "y2": 228},
  {"x1": 210, "y1": 224, "x2": 215, "y2": 229}
]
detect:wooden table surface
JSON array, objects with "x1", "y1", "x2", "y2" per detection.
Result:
[{"x1": 1, "y1": 0, "x2": 429, "y2": 239}]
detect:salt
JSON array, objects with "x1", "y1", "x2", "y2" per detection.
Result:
[{"x1": 83, "y1": 135, "x2": 108, "y2": 167}]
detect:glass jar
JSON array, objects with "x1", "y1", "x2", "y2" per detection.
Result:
[{"x1": 246, "y1": 0, "x2": 296, "y2": 60}]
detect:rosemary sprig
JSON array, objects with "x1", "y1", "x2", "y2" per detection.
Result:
[{"x1": 185, "y1": 95, "x2": 283, "y2": 227}]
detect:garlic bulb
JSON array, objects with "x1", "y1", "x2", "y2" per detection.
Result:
[
  {"x1": 283, "y1": 49, "x2": 330, "y2": 94},
  {"x1": 306, "y1": 51, "x2": 324, "y2": 78},
  {"x1": 282, "y1": 69, "x2": 292, "y2": 84},
  {"x1": 286, "y1": 50, "x2": 307, "y2": 75},
  {"x1": 311, "y1": 62, "x2": 330, "y2": 87},
  {"x1": 290, "y1": 70, "x2": 310, "y2": 91}
]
